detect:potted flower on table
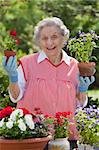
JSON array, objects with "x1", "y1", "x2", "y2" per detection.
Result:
[
  {"x1": 67, "y1": 31, "x2": 99, "y2": 76},
  {"x1": 0, "y1": 106, "x2": 52, "y2": 150},
  {"x1": 75, "y1": 106, "x2": 99, "y2": 150},
  {"x1": 44, "y1": 111, "x2": 73, "y2": 150}
]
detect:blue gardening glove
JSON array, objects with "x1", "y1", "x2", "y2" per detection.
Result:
[
  {"x1": 2, "y1": 56, "x2": 18, "y2": 83},
  {"x1": 79, "y1": 76, "x2": 95, "y2": 92}
]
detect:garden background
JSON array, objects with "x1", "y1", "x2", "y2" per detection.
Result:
[{"x1": 0, "y1": 0, "x2": 99, "y2": 108}]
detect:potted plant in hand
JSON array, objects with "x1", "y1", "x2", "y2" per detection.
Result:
[
  {"x1": 75, "y1": 106, "x2": 99, "y2": 150},
  {"x1": 1, "y1": 29, "x2": 20, "y2": 62},
  {"x1": 67, "y1": 30, "x2": 99, "y2": 76},
  {"x1": 0, "y1": 106, "x2": 52, "y2": 150},
  {"x1": 44, "y1": 111, "x2": 72, "y2": 150}
]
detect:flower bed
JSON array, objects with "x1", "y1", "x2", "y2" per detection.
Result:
[{"x1": 75, "y1": 106, "x2": 99, "y2": 146}]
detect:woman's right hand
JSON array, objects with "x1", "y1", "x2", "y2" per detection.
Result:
[{"x1": 2, "y1": 56, "x2": 18, "y2": 83}]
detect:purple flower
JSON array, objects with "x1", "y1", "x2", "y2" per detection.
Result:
[
  {"x1": 82, "y1": 37, "x2": 86, "y2": 42},
  {"x1": 81, "y1": 123, "x2": 85, "y2": 128},
  {"x1": 87, "y1": 116, "x2": 91, "y2": 120},
  {"x1": 92, "y1": 105, "x2": 96, "y2": 108},
  {"x1": 90, "y1": 30, "x2": 95, "y2": 34}
]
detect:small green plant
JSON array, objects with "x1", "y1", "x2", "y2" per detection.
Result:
[
  {"x1": 0, "y1": 95, "x2": 16, "y2": 109},
  {"x1": 67, "y1": 31, "x2": 98, "y2": 62},
  {"x1": 0, "y1": 30, "x2": 20, "y2": 52},
  {"x1": 87, "y1": 97, "x2": 99, "y2": 108},
  {"x1": 75, "y1": 107, "x2": 99, "y2": 146},
  {"x1": 45, "y1": 112, "x2": 72, "y2": 139}
]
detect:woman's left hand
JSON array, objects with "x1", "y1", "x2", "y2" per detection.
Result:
[
  {"x1": 76, "y1": 92, "x2": 87, "y2": 106},
  {"x1": 79, "y1": 76, "x2": 95, "y2": 92}
]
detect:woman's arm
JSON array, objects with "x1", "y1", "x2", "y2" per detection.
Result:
[
  {"x1": 76, "y1": 92, "x2": 88, "y2": 107},
  {"x1": 8, "y1": 65, "x2": 26, "y2": 102},
  {"x1": 9, "y1": 82, "x2": 20, "y2": 99},
  {"x1": 2, "y1": 56, "x2": 26, "y2": 102}
]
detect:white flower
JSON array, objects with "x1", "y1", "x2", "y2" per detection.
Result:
[
  {"x1": 24, "y1": 114, "x2": 35, "y2": 130},
  {"x1": 18, "y1": 118, "x2": 26, "y2": 131},
  {"x1": 96, "y1": 132, "x2": 99, "y2": 136},
  {"x1": 88, "y1": 125, "x2": 92, "y2": 128},
  {"x1": 0, "y1": 118, "x2": 4, "y2": 127},
  {"x1": 6, "y1": 121, "x2": 13, "y2": 129},
  {"x1": 9, "y1": 109, "x2": 23, "y2": 121}
]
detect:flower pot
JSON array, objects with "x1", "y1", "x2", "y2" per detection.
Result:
[
  {"x1": 4, "y1": 50, "x2": 16, "y2": 62},
  {"x1": 94, "y1": 145, "x2": 99, "y2": 150},
  {"x1": 78, "y1": 62, "x2": 96, "y2": 76},
  {"x1": 78, "y1": 144, "x2": 95, "y2": 150},
  {"x1": 0, "y1": 136, "x2": 52, "y2": 150},
  {"x1": 48, "y1": 138, "x2": 70, "y2": 150}
]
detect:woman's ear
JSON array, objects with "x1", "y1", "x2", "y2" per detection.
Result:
[{"x1": 62, "y1": 36, "x2": 67, "y2": 48}]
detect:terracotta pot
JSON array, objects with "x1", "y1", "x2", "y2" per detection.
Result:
[
  {"x1": 0, "y1": 136, "x2": 52, "y2": 150},
  {"x1": 4, "y1": 50, "x2": 16, "y2": 62},
  {"x1": 78, "y1": 62, "x2": 96, "y2": 76}
]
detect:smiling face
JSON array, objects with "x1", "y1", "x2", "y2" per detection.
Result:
[{"x1": 39, "y1": 25, "x2": 65, "y2": 62}]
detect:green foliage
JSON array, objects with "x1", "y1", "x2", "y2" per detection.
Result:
[
  {"x1": 0, "y1": 63, "x2": 16, "y2": 109},
  {"x1": 0, "y1": 59, "x2": 9, "y2": 93},
  {"x1": 0, "y1": 0, "x2": 46, "y2": 54},
  {"x1": 1, "y1": 29, "x2": 20, "y2": 52},
  {"x1": 39, "y1": 0, "x2": 99, "y2": 36},
  {"x1": 87, "y1": 96, "x2": 99, "y2": 108},
  {"x1": 54, "y1": 117, "x2": 69, "y2": 139},
  {"x1": 0, "y1": 95, "x2": 16, "y2": 109},
  {"x1": 67, "y1": 31, "x2": 98, "y2": 62}
]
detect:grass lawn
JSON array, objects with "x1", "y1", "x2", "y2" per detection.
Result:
[{"x1": 88, "y1": 90, "x2": 99, "y2": 99}]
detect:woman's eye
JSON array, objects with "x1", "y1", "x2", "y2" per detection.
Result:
[
  {"x1": 51, "y1": 35, "x2": 58, "y2": 40},
  {"x1": 41, "y1": 37, "x2": 48, "y2": 41}
]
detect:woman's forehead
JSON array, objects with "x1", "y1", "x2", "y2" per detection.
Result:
[{"x1": 40, "y1": 25, "x2": 61, "y2": 36}]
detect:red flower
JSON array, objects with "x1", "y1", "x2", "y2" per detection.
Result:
[
  {"x1": 55, "y1": 112, "x2": 63, "y2": 119},
  {"x1": 10, "y1": 30, "x2": 17, "y2": 36},
  {"x1": 34, "y1": 107, "x2": 41, "y2": 111},
  {"x1": 15, "y1": 39, "x2": 20, "y2": 45},
  {"x1": 34, "y1": 107, "x2": 43, "y2": 114},
  {"x1": 0, "y1": 106, "x2": 14, "y2": 119},
  {"x1": 45, "y1": 114, "x2": 54, "y2": 119},
  {"x1": 55, "y1": 111, "x2": 72, "y2": 126}
]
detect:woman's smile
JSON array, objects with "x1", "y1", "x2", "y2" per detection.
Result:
[{"x1": 47, "y1": 46, "x2": 56, "y2": 51}]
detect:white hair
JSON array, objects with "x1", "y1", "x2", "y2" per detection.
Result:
[{"x1": 34, "y1": 17, "x2": 70, "y2": 46}]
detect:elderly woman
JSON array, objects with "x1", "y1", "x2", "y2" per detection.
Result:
[{"x1": 2, "y1": 17, "x2": 95, "y2": 148}]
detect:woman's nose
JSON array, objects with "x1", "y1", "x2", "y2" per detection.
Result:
[{"x1": 47, "y1": 38, "x2": 53, "y2": 46}]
